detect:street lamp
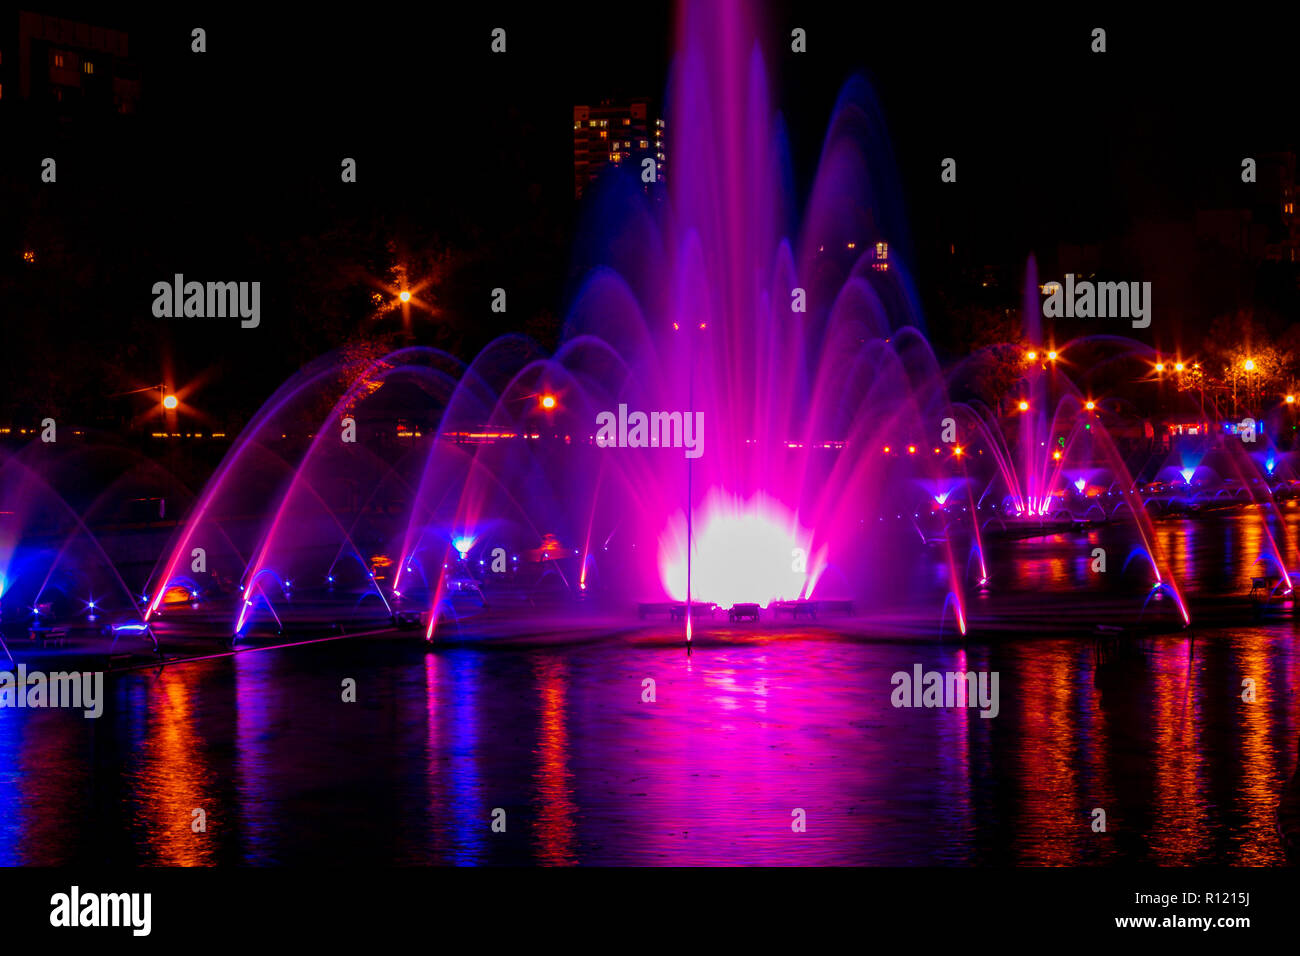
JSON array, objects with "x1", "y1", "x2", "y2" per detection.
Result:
[
  {"x1": 540, "y1": 394, "x2": 557, "y2": 410},
  {"x1": 162, "y1": 394, "x2": 179, "y2": 410},
  {"x1": 1018, "y1": 400, "x2": 1029, "y2": 412}
]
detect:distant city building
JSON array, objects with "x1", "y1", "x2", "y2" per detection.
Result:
[
  {"x1": 573, "y1": 98, "x2": 664, "y2": 199},
  {"x1": 1, "y1": 10, "x2": 139, "y2": 114},
  {"x1": 1193, "y1": 152, "x2": 1299, "y2": 264},
  {"x1": 1259, "y1": 151, "x2": 1299, "y2": 264}
]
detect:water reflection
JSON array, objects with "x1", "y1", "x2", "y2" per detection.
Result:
[
  {"x1": 531, "y1": 656, "x2": 577, "y2": 865},
  {"x1": 1, "y1": 517, "x2": 1297, "y2": 865},
  {"x1": 130, "y1": 669, "x2": 218, "y2": 865}
]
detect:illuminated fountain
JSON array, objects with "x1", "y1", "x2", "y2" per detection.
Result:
[
  {"x1": 941, "y1": 301, "x2": 1191, "y2": 624},
  {"x1": 133, "y1": 0, "x2": 978, "y2": 641},
  {"x1": 139, "y1": 0, "x2": 1189, "y2": 640},
  {"x1": 0, "y1": 446, "x2": 155, "y2": 655},
  {"x1": 6, "y1": 0, "x2": 1208, "y2": 650}
]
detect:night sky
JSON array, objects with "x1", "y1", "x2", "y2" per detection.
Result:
[{"x1": 2, "y1": 4, "x2": 1296, "y2": 426}]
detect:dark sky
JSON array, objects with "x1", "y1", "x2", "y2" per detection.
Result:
[
  {"x1": 34, "y1": 3, "x2": 1298, "y2": 254},
  {"x1": 3, "y1": 3, "x2": 1296, "y2": 423}
]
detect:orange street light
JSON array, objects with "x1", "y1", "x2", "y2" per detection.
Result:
[
  {"x1": 1244, "y1": 358, "x2": 1256, "y2": 371},
  {"x1": 1047, "y1": 350, "x2": 1058, "y2": 361},
  {"x1": 399, "y1": 290, "x2": 411, "y2": 302},
  {"x1": 1018, "y1": 400, "x2": 1029, "y2": 412},
  {"x1": 1174, "y1": 362, "x2": 1184, "y2": 372},
  {"x1": 540, "y1": 394, "x2": 557, "y2": 410},
  {"x1": 1155, "y1": 363, "x2": 1165, "y2": 372},
  {"x1": 1085, "y1": 400, "x2": 1096, "y2": 410},
  {"x1": 162, "y1": 394, "x2": 179, "y2": 410}
]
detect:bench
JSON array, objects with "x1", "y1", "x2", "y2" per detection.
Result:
[
  {"x1": 1251, "y1": 576, "x2": 1279, "y2": 598},
  {"x1": 772, "y1": 600, "x2": 817, "y2": 620},
  {"x1": 669, "y1": 602, "x2": 716, "y2": 621},
  {"x1": 30, "y1": 626, "x2": 69, "y2": 647},
  {"x1": 728, "y1": 603, "x2": 760, "y2": 622}
]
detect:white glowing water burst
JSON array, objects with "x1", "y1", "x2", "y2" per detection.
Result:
[{"x1": 658, "y1": 496, "x2": 812, "y2": 609}]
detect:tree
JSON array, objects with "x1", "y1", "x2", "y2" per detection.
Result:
[{"x1": 1200, "y1": 310, "x2": 1295, "y2": 414}]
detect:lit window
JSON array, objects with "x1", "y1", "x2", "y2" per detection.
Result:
[
  {"x1": 599, "y1": 130, "x2": 606, "y2": 139},
  {"x1": 623, "y1": 118, "x2": 630, "y2": 126},
  {"x1": 639, "y1": 140, "x2": 648, "y2": 148},
  {"x1": 588, "y1": 121, "x2": 597, "y2": 128},
  {"x1": 876, "y1": 241, "x2": 888, "y2": 259},
  {"x1": 84, "y1": 61, "x2": 94, "y2": 74},
  {"x1": 54, "y1": 52, "x2": 64, "y2": 67}
]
